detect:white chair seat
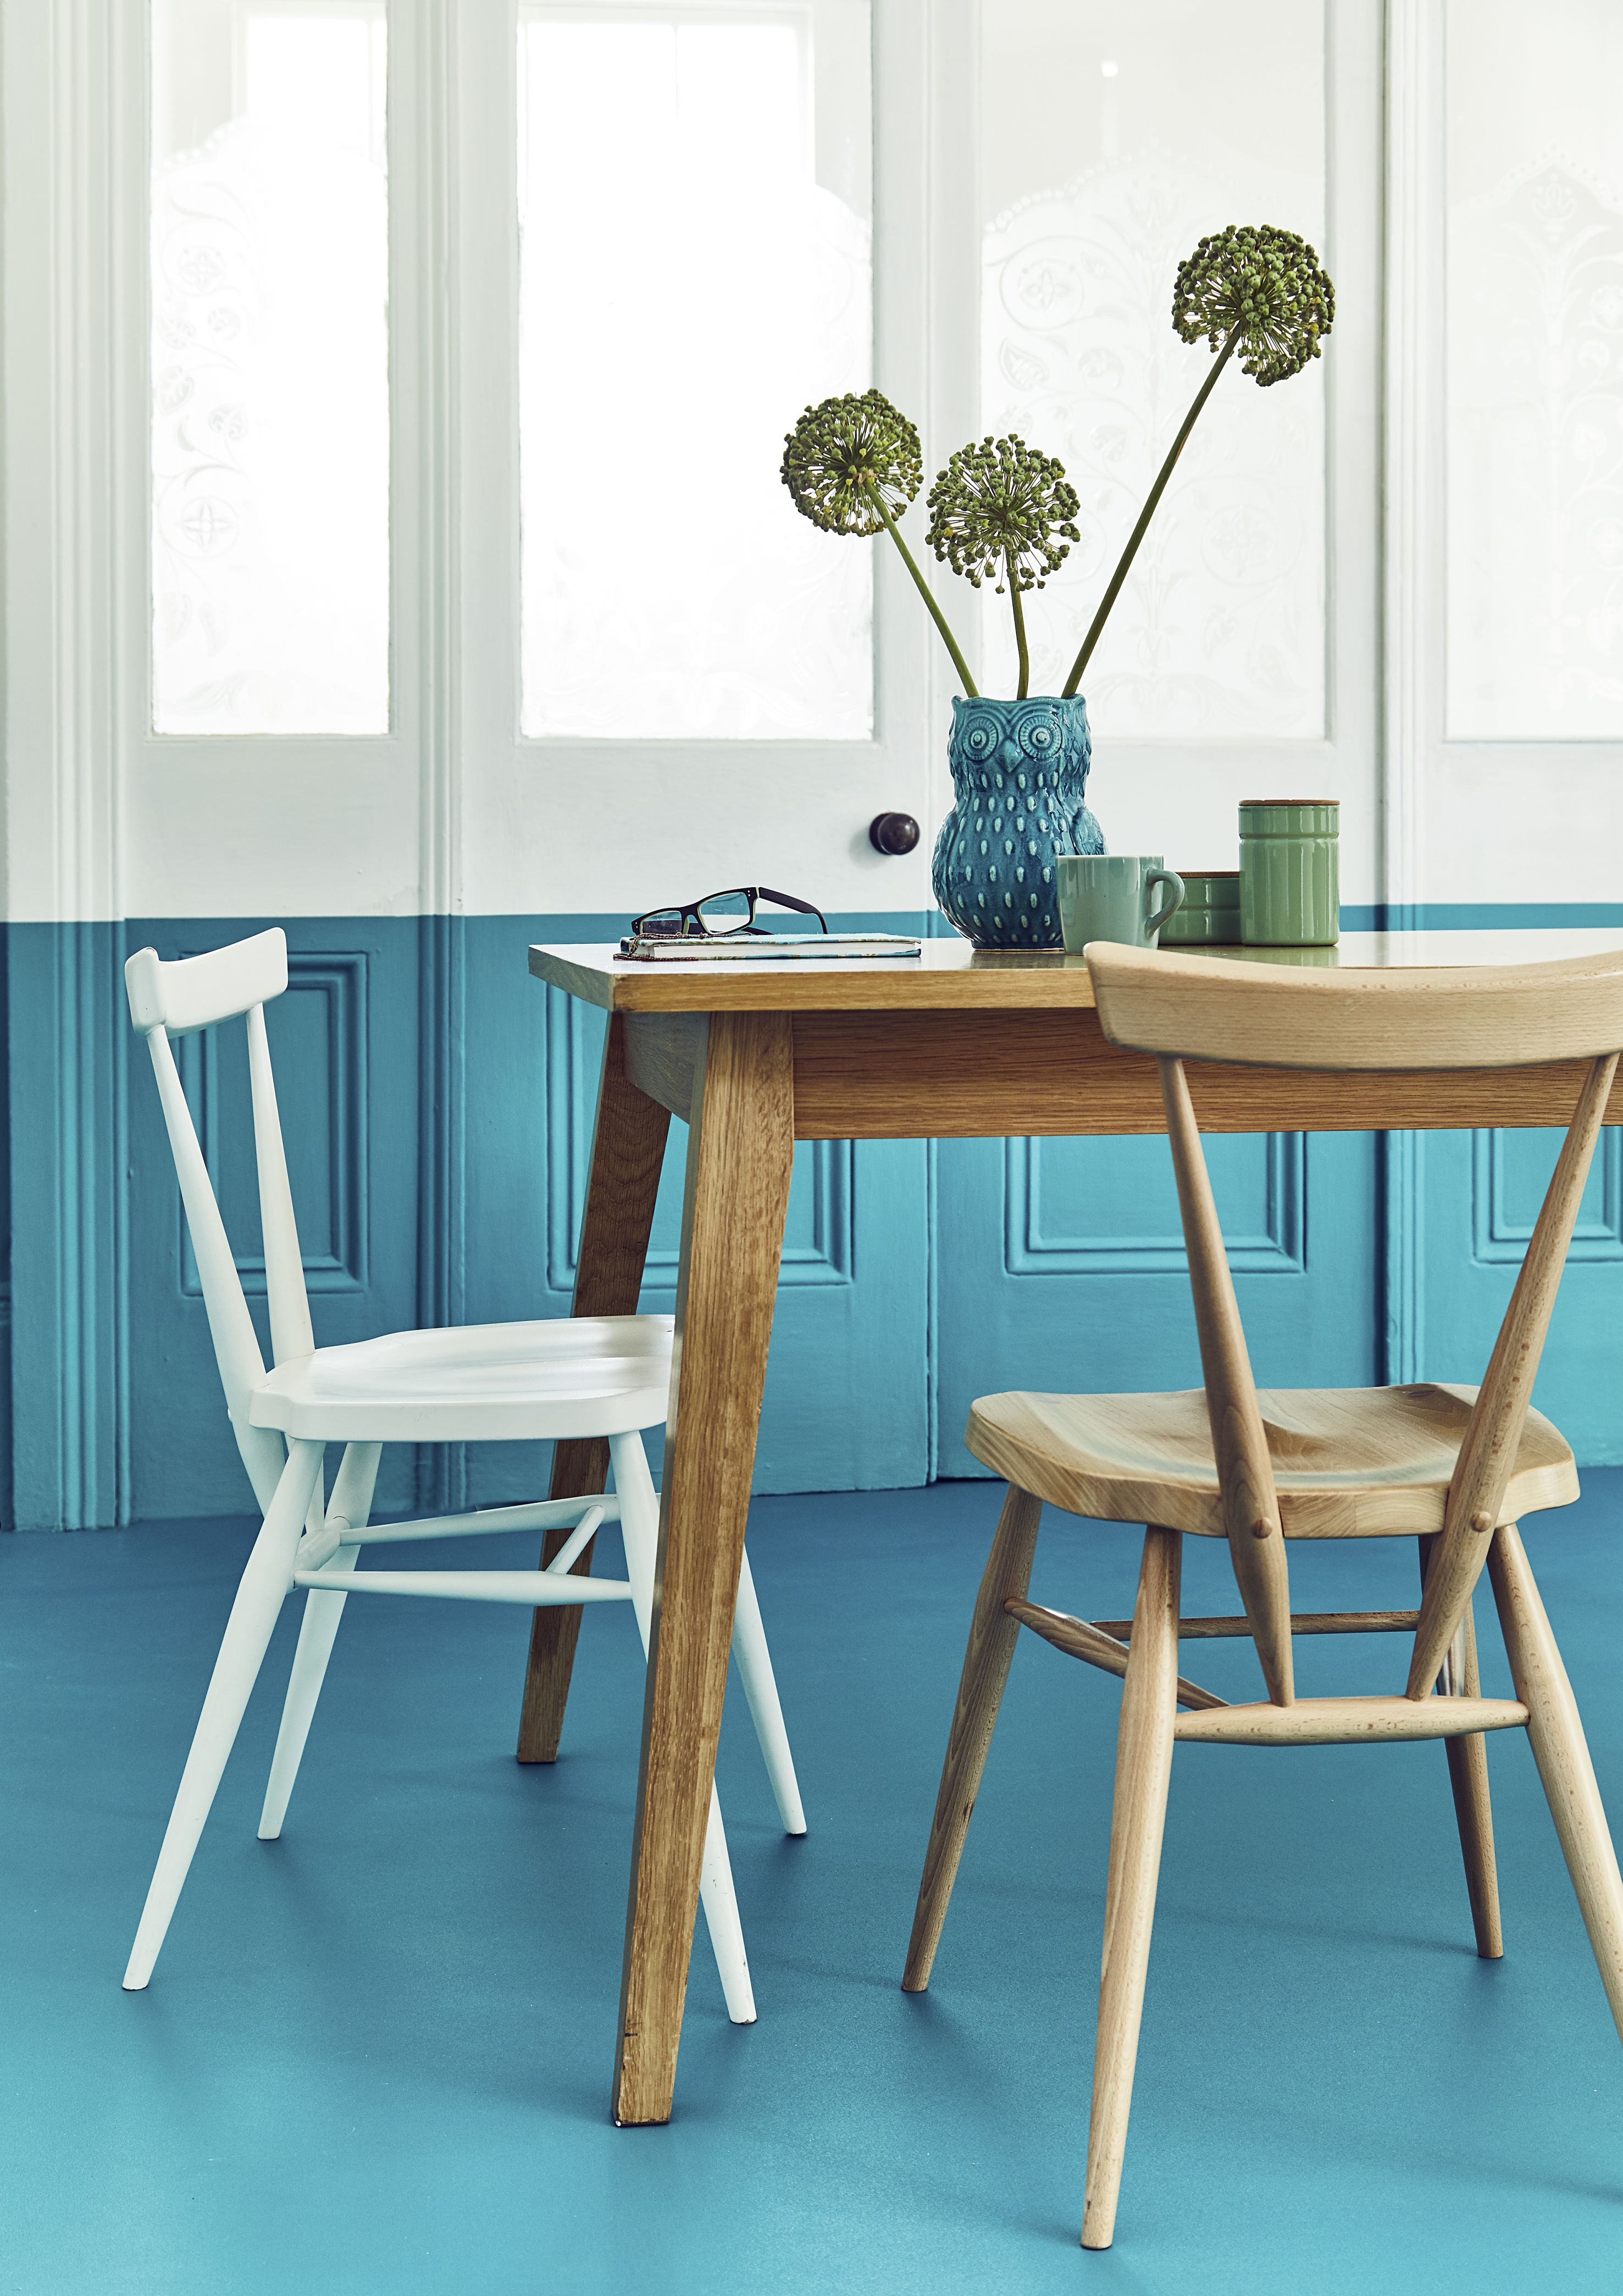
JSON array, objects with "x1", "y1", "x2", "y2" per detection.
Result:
[{"x1": 250, "y1": 1313, "x2": 674, "y2": 1443}]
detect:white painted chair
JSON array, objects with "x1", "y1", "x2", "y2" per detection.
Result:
[{"x1": 122, "y1": 927, "x2": 804, "y2": 2018}]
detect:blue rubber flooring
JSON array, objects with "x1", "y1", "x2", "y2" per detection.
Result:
[{"x1": 4, "y1": 1477, "x2": 1623, "y2": 2294}]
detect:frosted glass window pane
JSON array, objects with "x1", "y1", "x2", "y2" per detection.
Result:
[
  {"x1": 518, "y1": 4, "x2": 873, "y2": 739},
  {"x1": 151, "y1": 1, "x2": 390, "y2": 734},
  {"x1": 1445, "y1": 0, "x2": 1623, "y2": 739},
  {"x1": 980, "y1": 2, "x2": 1326, "y2": 732}
]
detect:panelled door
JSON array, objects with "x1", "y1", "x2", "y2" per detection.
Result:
[
  {"x1": 930, "y1": 0, "x2": 1384, "y2": 1470},
  {"x1": 452, "y1": 1, "x2": 950, "y2": 1496}
]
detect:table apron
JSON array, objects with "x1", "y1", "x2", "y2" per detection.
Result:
[{"x1": 622, "y1": 1010, "x2": 1623, "y2": 1138}]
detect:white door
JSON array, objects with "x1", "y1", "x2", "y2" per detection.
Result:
[{"x1": 445, "y1": 2, "x2": 951, "y2": 1493}]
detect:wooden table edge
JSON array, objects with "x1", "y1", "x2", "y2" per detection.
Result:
[{"x1": 529, "y1": 941, "x2": 1105, "y2": 1011}]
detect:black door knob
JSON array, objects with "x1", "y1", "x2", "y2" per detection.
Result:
[{"x1": 869, "y1": 811, "x2": 921, "y2": 856}]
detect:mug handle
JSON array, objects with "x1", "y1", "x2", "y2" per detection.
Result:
[{"x1": 1144, "y1": 867, "x2": 1185, "y2": 939}]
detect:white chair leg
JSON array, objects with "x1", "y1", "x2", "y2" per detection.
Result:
[
  {"x1": 732, "y1": 1550, "x2": 806, "y2": 1835},
  {"x1": 258, "y1": 1546, "x2": 358, "y2": 1839},
  {"x1": 610, "y1": 1432, "x2": 757, "y2": 2026},
  {"x1": 258, "y1": 1442, "x2": 381, "y2": 1840},
  {"x1": 124, "y1": 1439, "x2": 325, "y2": 1991},
  {"x1": 699, "y1": 1783, "x2": 755, "y2": 2023}
]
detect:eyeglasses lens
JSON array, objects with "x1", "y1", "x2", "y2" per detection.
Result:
[{"x1": 695, "y1": 890, "x2": 754, "y2": 934}]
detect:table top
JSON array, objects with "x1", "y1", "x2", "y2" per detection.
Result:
[{"x1": 530, "y1": 929, "x2": 1623, "y2": 1015}]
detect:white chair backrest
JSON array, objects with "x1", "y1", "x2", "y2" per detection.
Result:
[{"x1": 125, "y1": 930, "x2": 313, "y2": 1511}]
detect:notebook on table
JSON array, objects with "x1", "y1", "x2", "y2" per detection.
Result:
[{"x1": 617, "y1": 932, "x2": 922, "y2": 963}]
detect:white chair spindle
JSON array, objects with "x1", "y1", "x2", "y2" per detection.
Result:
[{"x1": 246, "y1": 1000, "x2": 315, "y2": 1369}]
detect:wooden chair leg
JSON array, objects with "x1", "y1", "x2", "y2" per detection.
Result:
[
  {"x1": 1488, "y1": 1524, "x2": 1623, "y2": 2043},
  {"x1": 1082, "y1": 1526, "x2": 1181, "y2": 2251},
  {"x1": 1443, "y1": 1604, "x2": 1504, "y2": 1959},
  {"x1": 1420, "y1": 1537, "x2": 1503, "y2": 1957},
  {"x1": 902, "y1": 1485, "x2": 1043, "y2": 1992}
]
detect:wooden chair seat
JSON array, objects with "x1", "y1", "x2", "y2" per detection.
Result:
[{"x1": 967, "y1": 1380, "x2": 1579, "y2": 1541}]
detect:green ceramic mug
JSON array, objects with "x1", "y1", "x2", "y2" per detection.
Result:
[
  {"x1": 1159, "y1": 868, "x2": 1242, "y2": 947},
  {"x1": 1239, "y1": 799, "x2": 1340, "y2": 947},
  {"x1": 1057, "y1": 854, "x2": 1184, "y2": 954}
]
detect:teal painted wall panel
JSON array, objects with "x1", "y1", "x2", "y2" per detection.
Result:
[{"x1": 10, "y1": 906, "x2": 1623, "y2": 1528}]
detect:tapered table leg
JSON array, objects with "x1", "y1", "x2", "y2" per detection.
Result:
[
  {"x1": 517, "y1": 1011, "x2": 672, "y2": 1763},
  {"x1": 612, "y1": 1011, "x2": 795, "y2": 2125}
]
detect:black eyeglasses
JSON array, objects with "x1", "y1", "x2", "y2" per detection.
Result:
[{"x1": 627, "y1": 886, "x2": 829, "y2": 940}]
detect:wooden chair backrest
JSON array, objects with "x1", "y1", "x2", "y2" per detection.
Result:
[
  {"x1": 125, "y1": 930, "x2": 311, "y2": 1512},
  {"x1": 1087, "y1": 940, "x2": 1623, "y2": 1705},
  {"x1": 1084, "y1": 939, "x2": 1623, "y2": 1070}
]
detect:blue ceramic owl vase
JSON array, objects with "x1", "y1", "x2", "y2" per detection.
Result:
[{"x1": 931, "y1": 695, "x2": 1103, "y2": 948}]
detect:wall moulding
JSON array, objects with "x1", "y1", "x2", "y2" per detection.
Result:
[
  {"x1": 544, "y1": 986, "x2": 856, "y2": 1296},
  {"x1": 178, "y1": 953, "x2": 370, "y2": 1299},
  {"x1": 1002, "y1": 1132, "x2": 1306, "y2": 1279},
  {"x1": 1472, "y1": 1126, "x2": 1623, "y2": 1267}
]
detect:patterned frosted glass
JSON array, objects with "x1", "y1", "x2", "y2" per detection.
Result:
[
  {"x1": 518, "y1": 4, "x2": 873, "y2": 740},
  {"x1": 151, "y1": 3, "x2": 389, "y2": 734},
  {"x1": 979, "y1": 2, "x2": 1326, "y2": 732},
  {"x1": 1445, "y1": 0, "x2": 1623, "y2": 739}
]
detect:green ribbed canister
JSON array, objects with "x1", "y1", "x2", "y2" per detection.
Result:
[
  {"x1": 1238, "y1": 799, "x2": 1339, "y2": 946},
  {"x1": 1160, "y1": 868, "x2": 1242, "y2": 945}
]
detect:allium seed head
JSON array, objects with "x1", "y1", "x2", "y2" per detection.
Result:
[
  {"x1": 780, "y1": 390, "x2": 923, "y2": 535},
  {"x1": 924, "y1": 434, "x2": 1081, "y2": 594},
  {"x1": 1171, "y1": 222, "x2": 1334, "y2": 385}
]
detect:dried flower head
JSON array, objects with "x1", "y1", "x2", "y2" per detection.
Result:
[
  {"x1": 779, "y1": 390, "x2": 923, "y2": 535},
  {"x1": 1172, "y1": 223, "x2": 1334, "y2": 385},
  {"x1": 925, "y1": 435, "x2": 1081, "y2": 593}
]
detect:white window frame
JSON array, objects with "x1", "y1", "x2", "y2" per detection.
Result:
[
  {"x1": 1384, "y1": 0, "x2": 1623, "y2": 917},
  {"x1": 458, "y1": 0, "x2": 962, "y2": 918},
  {"x1": 2, "y1": 0, "x2": 1398, "y2": 930},
  {"x1": 2, "y1": 0, "x2": 976, "y2": 928}
]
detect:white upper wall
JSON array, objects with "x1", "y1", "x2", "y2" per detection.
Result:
[{"x1": 4, "y1": 0, "x2": 1617, "y2": 923}]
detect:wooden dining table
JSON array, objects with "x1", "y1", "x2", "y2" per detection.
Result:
[{"x1": 514, "y1": 926, "x2": 1623, "y2": 2126}]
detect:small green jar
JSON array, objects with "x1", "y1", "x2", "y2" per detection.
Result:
[
  {"x1": 1239, "y1": 799, "x2": 1340, "y2": 946},
  {"x1": 1160, "y1": 868, "x2": 1242, "y2": 946}
]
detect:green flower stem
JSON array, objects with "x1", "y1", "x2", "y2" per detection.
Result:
[
  {"x1": 1061, "y1": 322, "x2": 1242, "y2": 698},
  {"x1": 1007, "y1": 548, "x2": 1030, "y2": 698},
  {"x1": 867, "y1": 483, "x2": 978, "y2": 697}
]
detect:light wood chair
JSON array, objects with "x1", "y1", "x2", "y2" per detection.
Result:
[
  {"x1": 902, "y1": 938, "x2": 1623, "y2": 2249},
  {"x1": 123, "y1": 928, "x2": 805, "y2": 2019}
]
